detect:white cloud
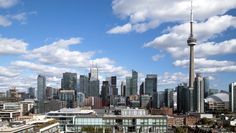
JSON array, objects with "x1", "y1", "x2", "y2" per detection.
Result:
[
  {"x1": 173, "y1": 58, "x2": 235, "y2": 68},
  {"x1": 144, "y1": 15, "x2": 236, "y2": 58},
  {"x1": 24, "y1": 37, "x2": 130, "y2": 78},
  {"x1": 0, "y1": 0, "x2": 18, "y2": 8},
  {"x1": 11, "y1": 61, "x2": 72, "y2": 77},
  {"x1": 197, "y1": 66, "x2": 236, "y2": 73},
  {"x1": 109, "y1": 0, "x2": 236, "y2": 33},
  {"x1": 0, "y1": 66, "x2": 19, "y2": 77},
  {"x1": 159, "y1": 72, "x2": 188, "y2": 85},
  {"x1": 107, "y1": 23, "x2": 132, "y2": 34},
  {"x1": 173, "y1": 58, "x2": 236, "y2": 73},
  {"x1": 0, "y1": 37, "x2": 28, "y2": 55},
  {"x1": 152, "y1": 54, "x2": 165, "y2": 61},
  {"x1": 0, "y1": 16, "x2": 11, "y2": 27}
]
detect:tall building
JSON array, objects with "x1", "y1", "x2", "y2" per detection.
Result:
[
  {"x1": 187, "y1": 0, "x2": 197, "y2": 112},
  {"x1": 46, "y1": 87, "x2": 53, "y2": 100},
  {"x1": 177, "y1": 83, "x2": 189, "y2": 113},
  {"x1": 59, "y1": 89, "x2": 77, "y2": 108},
  {"x1": 88, "y1": 68, "x2": 100, "y2": 97},
  {"x1": 194, "y1": 73, "x2": 204, "y2": 113},
  {"x1": 145, "y1": 74, "x2": 157, "y2": 96},
  {"x1": 121, "y1": 81, "x2": 126, "y2": 97},
  {"x1": 111, "y1": 76, "x2": 117, "y2": 96},
  {"x1": 164, "y1": 88, "x2": 174, "y2": 108},
  {"x1": 131, "y1": 70, "x2": 138, "y2": 95},
  {"x1": 152, "y1": 91, "x2": 164, "y2": 109},
  {"x1": 139, "y1": 82, "x2": 144, "y2": 95},
  {"x1": 79, "y1": 75, "x2": 89, "y2": 97},
  {"x1": 203, "y1": 77, "x2": 209, "y2": 98},
  {"x1": 229, "y1": 82, "x2": 236, "y2": 113},
  {"x1": 101, "y1": 81, "x2": 110, "y2": 106},
  {"x1": 125, "y1": 77, "x2": 132, "y2": 97},
  {"x1": 37, "y1": 75, "x2": 46, "y2": 101},
  {"x1": 107, "y1": 76, "x2": 117, "y2": 96},
  {"x1": 28, "y1": 87, "x2": 35, "y2": 99},
  {"x1": 61, "y1": 72, "x2": 77, "y2": 90},
  {"x1": 89, "y1": 80, "x2": 99, "y2": 97},
  {"x1": 89, "y1": 67, "x2": 98, "y2": 81}
]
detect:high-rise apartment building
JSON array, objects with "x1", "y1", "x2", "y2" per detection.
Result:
[
  {"x1": 37, "y1": 75, "x2": 46, "y2": 101},
  {"x1": 194, "y1": 73, "x2": 204, "y2": 113},
  {"x1": 229, "y1": 82, "x2": 236, "y2": 113}
]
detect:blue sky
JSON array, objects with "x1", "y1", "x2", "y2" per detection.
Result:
[{"x1": 0, "y1": 0, "x2": 236, "y2": 92}]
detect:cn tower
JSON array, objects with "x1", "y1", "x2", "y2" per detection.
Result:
[{"x1": 187, "y1": 0, "x2": 197, "y2": 112}]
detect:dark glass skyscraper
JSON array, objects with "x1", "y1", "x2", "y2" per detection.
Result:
[
  {"x1": 61, "y1": 72, "x2": 77, "y2": 90},
  {"x1": 101, "y1": 81, "x2": 110, "y2": 106},
  {"x1": 145, "y1": 74, "x2": 157, "y2": 96},
  {"x1": 203, "y1": 77, "x2": 209, "y2": 98},
  {"x1": 177, "y1": 83, "x2": 189, "y2": 113},
  {"x1": 79, "y1": 75, "x2": 89, "y2": 97}
]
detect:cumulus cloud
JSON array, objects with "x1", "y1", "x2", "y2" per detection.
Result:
[
  {"x1": 0, "y1": 16, "x2": 12, "y2": 27},
  {"x1": 159, "y1": 72, "x2": 188, "y2": 85},
  {"x1": 0, "y1": 37, "x2": 28, "y2": 55},
  {"x1": 0, "y1": 66, "x2": 20, "y2": 77},
  {"x1": 108, "y1": 0, "x2": 236, "y2": 33},
  {"x1": 173, "y1": 58, "x2": 235, "y2": 68},
  {"x1": 107, "y1": 23, "x2": 132, "y2": 34},
  {"x1": 0, "y1": 0, "x2": 18, "y2": 8},
  {"x1": 11, "y1": 61, "x2": 72, "y2": 77},
  {"x1": 174, "y1": 58, "x2": 236, "y2": 73},
  {"x1": 152, "y1": 54, "x2": 165, "y2": 61}
]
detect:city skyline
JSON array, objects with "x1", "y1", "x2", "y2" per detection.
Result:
[{"x1": 0, "y1": 0, "x2": 236, "y2": 91}]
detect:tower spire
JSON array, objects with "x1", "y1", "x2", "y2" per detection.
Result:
[
  {"x1": 187, "y1": 0, "x2": 197, "y2": 112},
  {"x1": 190, "y1": 0, "x2": 193, "y2": 37}
]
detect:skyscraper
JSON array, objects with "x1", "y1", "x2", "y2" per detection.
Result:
[
  {"x1": 131, "y1": 70, "x2": 138, "y2": 95},
  {"x1": 89, "y1": 80, "x2": 99, "y2": 97},
  {"x1": 203, "y1": 77, "x2": 209, "y2": 98},
  {"x1": 37, "y1": 75, "x2": 46, "y2": 101},
  {"x1": 89, "y1": 67, "x2": 98, "y2": 81},
  {"x1": 88, "y1": 68, "x2": 99, "y2": 97},
  {"x1": 164, "y1": 88, "x2": 174, "y2": 108},
  {"x1": 61, "y1": 72, "x2": 77, "y2": 90},
  {"x1": 139, "y1": 82, "x2": 144, "y2": 95},
  {"x1": 111, "y1": 76, "x2": 117, "y2": 96},
  {"x1": 125, "y1": 77, "x2": 132, "y2": 97},
  {"x1": 229, "y1": 82, "x2": 236, "y2": 113},
  {"x1": 145, "y1": 74, "x2": 157, "y2": 96},
  {"x1": 79, "y1": 75, "x2": 89, "y2": 97},
  {"x1": 177, "y1": 83, "x2": 189, "y2": 113},
  {"x1": 28, "y1": 87, "x2": 35, "y2": 99},
  {"x1": 194, "y1": 73, "x2": 204, "y2": 113},
  {"x1": 101, "y1": 81, "x2": 110, "y2": 106},
  {"x1": 121, "y1": 81, "x2": 126, "y2": 97},
  {"x1": 187, "y1": 0, "x2": 197, "y2": 112}
]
